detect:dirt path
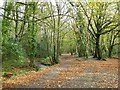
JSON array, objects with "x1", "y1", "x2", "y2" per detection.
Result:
[{"x1": 3, "y1": 54, "x2": 118, "y2": 88}]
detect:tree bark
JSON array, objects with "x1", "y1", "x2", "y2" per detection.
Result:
[
  {"x1": 56, "y1": 2, "x2": 60, "y2": 63},
  {"x1": 94, "y1": 34, "x2": 101, "y2": 60},
  {"x1": 108, "y1": 46, "x2": 112, "y2": 57}
]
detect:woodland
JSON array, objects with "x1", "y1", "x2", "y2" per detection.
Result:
[{"x1": 0, "y1": 0, "x2": 120, "y2": 88}]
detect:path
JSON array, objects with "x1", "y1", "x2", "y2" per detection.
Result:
[{"x1": 3, "y1": 54, "x2": 118, "y2": 88}]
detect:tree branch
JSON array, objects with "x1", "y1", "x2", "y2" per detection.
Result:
[{"x1": 100, "y1": 24, "x2": 119, "y2": 35}]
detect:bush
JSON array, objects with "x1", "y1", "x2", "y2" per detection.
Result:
[{"x1": 2, "y1": 39, "x2": 27, "y2": 71}]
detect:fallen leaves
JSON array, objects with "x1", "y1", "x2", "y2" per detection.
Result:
[{"x1": 2, "y1": 55, "x2": 119, "y2": 88}]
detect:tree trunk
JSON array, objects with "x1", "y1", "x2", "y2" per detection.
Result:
[
  {"x1": 108, "y1": 45, "x2": 113, "y2": 58},
  {"x1": 93, "y1": 46, "x2": 97, "y2": 58},
  {"x1": 94, "y1": 34, "x2": 101, "y2": 60},
  {"x1": 77, "y1": 46, "x2": 81, "y2": 57},
  {"x1": 52, "y1": 16, "x2": 58, "y2": 64},
  {"x1": 29, "y1": 57, "x2": 34, "y2": 67},
  {"x1": 45, "y1": 28, "x2": 49, "y2": 57},
  {"x1": 56, "y1": 32, "x2": 60, "y2": 62},
  {"x1": 70, "y1": 49, "x2": 73, "y2": 55},
  {"x1": 56, "y1": 2, "x2": 60, "y2": 63}
]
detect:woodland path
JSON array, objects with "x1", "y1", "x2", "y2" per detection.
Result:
[{"x1": 3, "y1": 54, "x2": 118, "y2": 88}]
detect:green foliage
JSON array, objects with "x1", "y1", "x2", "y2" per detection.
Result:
[
  {"x1": 35, "y1": 42, "x2": 48, "y2": 58},
  {"x1": 2, "y1": 72, "x2": 7, "y2": 76},
  {"x1": 2, "y1": 70, "x2": 36, "y2": 77},
  {"x1": 41, "y1": 58, "x2": 52, "y2": 65},
  {"x1": 0, "y1": 19, "x2": 2, "y2": 30},
  {"x1": 34, "y1": 56, "x2": 52, "y2": 65},
  {"x1": 13, "y1": 70, "x2": 33, "y2": 76},
  {"x1": 2, "y1": 40, "x2": 27, "y2": 71}
]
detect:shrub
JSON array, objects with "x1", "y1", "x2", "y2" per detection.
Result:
[{"x1": 2, "y1": 39, "x2": 27, "y2": 71}]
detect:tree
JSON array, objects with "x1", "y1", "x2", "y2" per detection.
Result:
[{"x1": 77, "y1": 2, "x2": 118, "y2": 59}]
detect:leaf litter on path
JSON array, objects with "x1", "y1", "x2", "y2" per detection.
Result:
[{"x1": 2, "y1": 54, "x2": 118, "y2": 88}]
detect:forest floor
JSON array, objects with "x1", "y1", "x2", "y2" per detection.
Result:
[{"x1": 2, "y1": 54, "x2": 119, "y2": 88}]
